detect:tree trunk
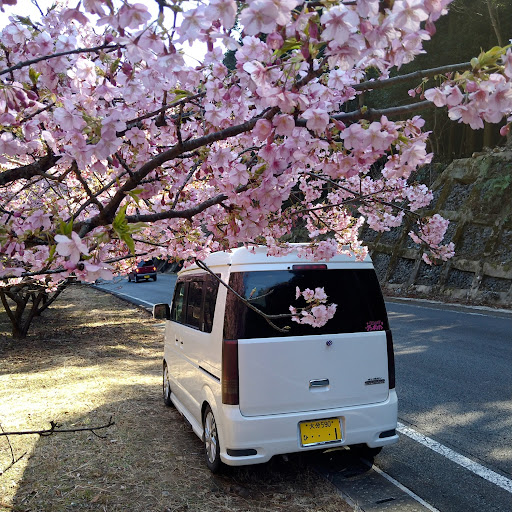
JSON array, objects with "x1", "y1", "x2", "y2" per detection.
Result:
[{"x1": 0, "y1": 281, "x2": 68, "y2": 339}]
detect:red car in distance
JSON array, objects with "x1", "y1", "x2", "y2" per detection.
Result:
[{"x1": 128, "y1": 259, "x2": 158, "y2": 282}]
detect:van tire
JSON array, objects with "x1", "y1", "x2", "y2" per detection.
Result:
[
  {"x1": 162, "y1": 362, "x2": 174, "y2": 407},
  {"x1": 350, "y1": 444, "x2": 382, "y2": 460},
  {"x1": 203, "y1": 405, "x2": 222, "y2": 473}
]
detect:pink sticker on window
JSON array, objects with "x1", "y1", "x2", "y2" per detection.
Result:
[{"x1": 366, "y1": 320, "x2": 384, "y2": 332}]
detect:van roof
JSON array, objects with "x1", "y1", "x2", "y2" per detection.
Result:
[{"x1": 180, "y1": 244, "x2": 372, "y2": 274}]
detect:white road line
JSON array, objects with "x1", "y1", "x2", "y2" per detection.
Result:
[
  {"x1": 370, "y1": 464, "x2": 441, "y2": 512},
  {"x1": 108, "y1": 290, "x2": 154, "y2": 309},
  {"x1": 397, "y1": 422, "x2": 512, "y2": 494}
]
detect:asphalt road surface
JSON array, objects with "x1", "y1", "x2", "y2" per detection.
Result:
[{"x1": 95, "y1": 275, "x2": 512, "y2": 512}]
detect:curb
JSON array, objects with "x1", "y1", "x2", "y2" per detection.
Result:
[{"x1": 385, "y1": 296, "x2": 512, "y2": 319}]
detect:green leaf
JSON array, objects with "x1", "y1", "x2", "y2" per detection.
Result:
[
  {"x1": 126, "y1": 188, "x2": 143, "y2": 205},
  {"x1": 280, "y1": 38, "x2": 302, "y2": 53},
  {"x1": 13, "y1": 15, "x2": 34, "y2": 28},
  {"x1": 47, "y1": 245, "x2": 56, "y2": 262},
  {"x1": 112, "y1": 204, "x2": 128, "y2": 233},
  {"x1": 275, "y1": 38, "x2": 302, "y2": 58},
  {"x1": 172, "y1": 88, "x2": 192, "y2": 100},
  {"x1": 58, "y1": 219, "x2": 73, "y2": 236},
  {"x1": 112, "y1": 204, "x2": 147, "y2": 254},
  {"x1": 110, "y1": 58, "x2": 121, "y2": 74},
  {"x1": 29, "y1": 68, "x2": 40, "y2": 86}
]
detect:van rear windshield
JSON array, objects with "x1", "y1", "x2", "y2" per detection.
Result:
[{"x1": 224, "y1": 269, "x2": 389, "y2": 339}]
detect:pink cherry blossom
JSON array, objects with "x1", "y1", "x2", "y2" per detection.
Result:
[
  {"x1": 253, "y1": 119, "x2": 273, "y2": 140},
  {"x1": 240, "y1": 0, "x2": 278, "y2": 35},
  {"x1": 424, "y1": 87, "x2": 447, "y2": 107},
  {"x1": 210, "y1": 0, "x2": 237, "y2": 28},
  {"x1": 0, "y1": 0, "x2": 510, "y2": 325},
  {"x1": 118, "y1": 3, "x2": 151, "y2": 30},
  {"x1": 320, "y1": 5, "x2": 359, "y2": 46},
  {"x1": 302, "y1": 108, "x2": 330, "y2": 133},
  {"x1": 273, "y1": 114, "x2": 295, "y2": 136},
  {"x1": 55, "y1": 232, "x2": 90, "y2": 266},
  {"x1": 391, "y1": 1, "x2": 429, "y2": 31}
]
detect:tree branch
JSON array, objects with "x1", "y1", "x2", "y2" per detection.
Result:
[
  {"x1": 0, "y1": 44, "x2": 121, "y2": 77},
  {"x1": 171, "y1": 162, "x2": 200, "y2": 209},
  {"x1": 295, "y1": 100, "x2": 435, "y2": 126},
  {"x1": 194, "y1": 259, "x2": 291, "y2": 332},
  {"x1": 0, "y1": 417, "x2": 115, "y2": 439},
  {"x1": 116, "y1": 92, "x2": 206, "y2": 136},
  {"x1": 125, "y1": 192, "x2": 228, "y2": 222},
  {"x1": 80, "y1": 108, "x2": 278, "y2": 232},
  {"x1": 0, "y1": 153, "x2": 61, "y2": 186},
  {"x1": 353, "y1": 62, "x2": 472, "y2": 92}
]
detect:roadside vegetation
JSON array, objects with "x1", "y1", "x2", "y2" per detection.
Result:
[{"x1": 0, "y1": 285, "x2": 351, "y2": 512}]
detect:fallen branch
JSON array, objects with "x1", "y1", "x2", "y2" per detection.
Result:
[
  {"x1": 0, "y1": 423, "x2": 27, "y2": 476},
  {"x1": 0, "y1": 417, "x2": 115, "y2": 439}
]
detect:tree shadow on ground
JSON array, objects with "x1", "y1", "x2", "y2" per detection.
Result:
[{"x1": 8, "y1": 387, "x2": 354, "y2": 512}]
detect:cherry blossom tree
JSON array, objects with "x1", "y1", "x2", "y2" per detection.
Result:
[{"x1": 0, "y1": 0, "x2": 511, "y2": 336}]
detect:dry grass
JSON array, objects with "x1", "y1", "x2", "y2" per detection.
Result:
[{"x1": 0, "y1": 285, "x2": 352, "y2": 512}]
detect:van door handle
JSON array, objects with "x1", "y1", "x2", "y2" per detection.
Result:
[{"x1": 309, "y1": 378, "x2": 329, "y2": 388}]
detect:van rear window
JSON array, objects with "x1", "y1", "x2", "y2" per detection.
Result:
[{"x1": 224, "y1": 269, "x2": 389, "y2": 339}]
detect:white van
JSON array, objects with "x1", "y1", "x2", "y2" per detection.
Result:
[{"x1": 154, "y1": 246, "x2": 398, "y2": 472}]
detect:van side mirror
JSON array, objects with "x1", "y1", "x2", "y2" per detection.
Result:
[{"x1": 153, "y1": 303, "x2": 170, "y2": 320}]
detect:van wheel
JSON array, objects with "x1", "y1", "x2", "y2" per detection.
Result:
[
  {"x1": 203, "y1": 405, "x2": 222, "y2": 473},
  {"x1": 350, "y1": 444, "x2": 382, "y2": 460},
  {"x1": 162, "y1": 363, "x2": 174, "y2": 407}
]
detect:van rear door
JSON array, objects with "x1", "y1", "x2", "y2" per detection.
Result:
[{"x1": 224, "y1": 267, "x2": 393, "y2": 417}]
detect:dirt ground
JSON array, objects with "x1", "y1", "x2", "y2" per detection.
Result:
[{"x1": 0, "y1": 284, "x2": 352, "y2": 512}]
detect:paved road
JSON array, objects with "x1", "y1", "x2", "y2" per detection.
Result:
[
  {"x1": 379, "y1": 300, "x2": 512, "y2": 512},
  {"x1": 95, "y1": 273, "x2": 177, "y2": 310},
  {"x1": 95, "y1": 276, "x2": 512, "y2": 511}
]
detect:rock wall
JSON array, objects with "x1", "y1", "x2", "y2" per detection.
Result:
[{"x1": 363, "y1": 151, "x2": 512, "y2": 308}]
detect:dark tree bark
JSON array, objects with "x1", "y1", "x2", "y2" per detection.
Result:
[{"x1": 0, "y1": 279, "x2": 68, "y2": 338}]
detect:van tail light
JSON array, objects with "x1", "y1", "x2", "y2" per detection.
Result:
[
  {"x1": 386, "y1": 330, "x2": 396, "y2": 389},
  {"x1": 222, "y1": 339, "x2": 239, "y2": 405},
  {"x1": 152, "y1": 266, "x2": 156, "y2": 271},
  {"x1": 136, "y1": 268, "x2": 140, "y2": 273}
]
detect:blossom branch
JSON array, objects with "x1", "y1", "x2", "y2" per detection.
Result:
[
  {"x1": 353, "y1": 62, "x2": 472, "y2": 92},
  {"x1": 117, "y1": 92, "x2": 206, "y2": 136},
  {"x1": 194, "y1": 259, "x2": 291, "y2": 332},
  {"x1": 0, "y1": 44, "x2": 121, "y2": 76},
  {"x1": 0, "y1": 153, "x2": 61, "y2": 186}
]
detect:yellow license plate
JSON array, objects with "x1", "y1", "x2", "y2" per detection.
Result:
[
  {"x1": 143, "y1": 275, "x2": 150, "y2": 279},
  {"x1": 300, "y1": 418, "x2": 342, "y2": 446}
]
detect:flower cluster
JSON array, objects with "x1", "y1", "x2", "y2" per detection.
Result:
[
  {"x1": 0, "y1": 0, "x2": 510, "y2": 323},
  {"x1": 409, "y1": 214, "x2": 455, "y2": 264},
  {"x1": 290, "y1": 287, "x2": 337, "y2": 328}
]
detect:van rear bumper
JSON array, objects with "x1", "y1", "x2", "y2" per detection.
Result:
[{"x1": 218, "y1": 390, "x2": 398, "y2": 466}]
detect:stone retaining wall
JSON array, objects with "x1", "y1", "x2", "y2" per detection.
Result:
[{"x1": 363, "y1": 151, "x2": 512, "y2": 308}]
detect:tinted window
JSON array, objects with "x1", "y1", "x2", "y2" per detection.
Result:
[
  {"x1": 186, "y1": 280, "x2": 203, "y2": 329},
  {"x1": 203, "y1": 278, "x2": 220, "y2": 333},
  {"x1": 138, "y1": 259, "x2": 154, "y2": 268},
  {"x1": 171, "y1": 274, "x2": 220, "y2": 332},
  {"x1": 224, "y1": 269, "x2": 389, "y2": 339},
  {"x1": 171, "y1": 281, "x2": 186, "y2": 323}
]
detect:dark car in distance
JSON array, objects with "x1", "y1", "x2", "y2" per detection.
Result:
[{"x1": 128, "y1": 259, "x2": 158, "y2": 282}]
